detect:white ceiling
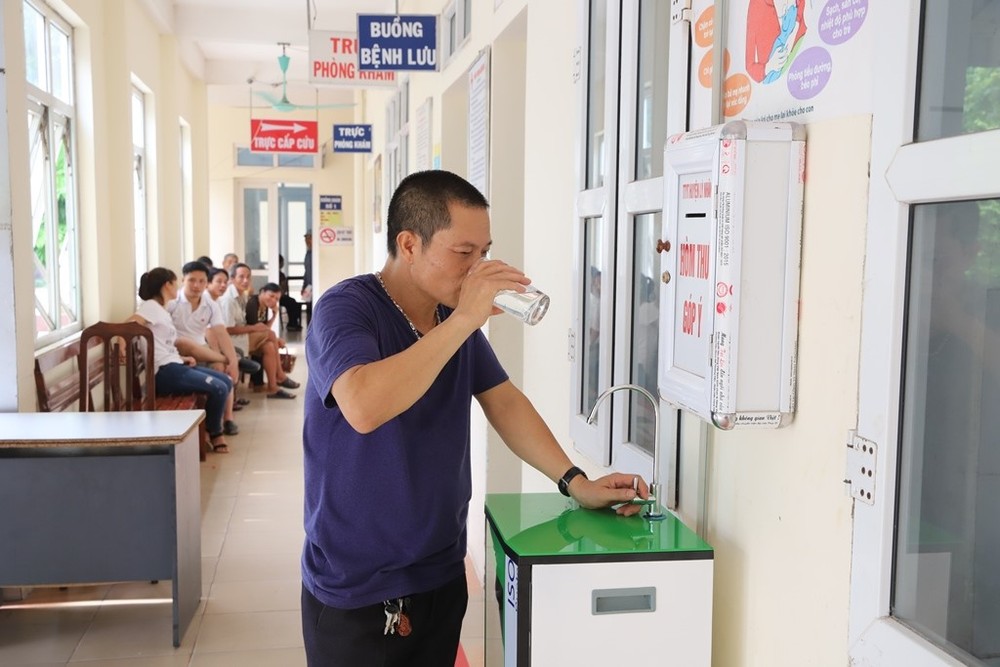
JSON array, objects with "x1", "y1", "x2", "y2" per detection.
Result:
[{"x1": 154, "y1": 0, "x2": 401, "y2": 107}]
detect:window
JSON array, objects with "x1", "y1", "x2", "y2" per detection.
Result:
[
  {"x1": 850, "y1": 2, "x2": 1000, "y2": 664},
  {"x1": 442, "y1": 0, "x2": 472, "y2": 65},
  {"x1": 131, "y1": 86, "x2": 148, "y2": 282},
  {"x1": 384, "y1": 79, "x2": 410, "y2": 197},
  {"x1": 235, "y1": 147, "x2": 317, "y2": 169},
  {"x1": 570, "y1": 0, "x2": 679, "y2": 500},
  {"x1": 24, "y1": 0, "x2": 80, "y2": 345},
  {"x1": 179, "y1": 120, "x2": 194, "y2": 261}
]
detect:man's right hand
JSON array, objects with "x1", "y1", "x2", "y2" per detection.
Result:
[{"x1": 453, "y1": 260, "x2": 531, "y2": 329}]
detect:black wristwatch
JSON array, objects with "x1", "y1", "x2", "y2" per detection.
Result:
[{"x1": 557, "y1": 466, "x2": 588, "y2": 497}]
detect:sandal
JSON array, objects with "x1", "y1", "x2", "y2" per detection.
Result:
[
  {"x1": 236, "y1": 397, "x2": 251, "y2": 406},
  {"x1": 279, "y1": 378, "x2": 300, "y2": 389},
  {"x1": 210, "y1": 438, "x2": 230, "y2": 454},
  {"x1": 267, "y1": 388, "x2": 297, "y2": 399}
]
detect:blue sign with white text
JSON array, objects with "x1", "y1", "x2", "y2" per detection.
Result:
[
  {"x1": 333, "y1": 125, "x2": 373, "y2": 153},
  {"x1": 357, "y1": 14, "x2": 438, "y2": 71}
]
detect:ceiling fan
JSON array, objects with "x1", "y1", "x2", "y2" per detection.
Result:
[{"x1": 254, "y1": 43, "x2": 353, "y2": 113}]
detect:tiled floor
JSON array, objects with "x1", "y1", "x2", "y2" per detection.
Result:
[{"x1": 0, "y1": 335, "x2": 487, "y2": 666}]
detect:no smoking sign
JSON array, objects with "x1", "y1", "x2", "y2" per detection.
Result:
[{"x1": 319, "y1": 227, "x2": 338, "y2": 245}]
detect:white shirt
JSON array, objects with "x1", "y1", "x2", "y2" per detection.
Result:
[
  {"x1": 136, "y1": 299, "x2": 184, "y2": 372},
  {"x1": 217, "y1": 292, "x2": 249, "y2": 353},
  {"x1": 168, "y1": 290, "x2": 224, "y2": 344}
]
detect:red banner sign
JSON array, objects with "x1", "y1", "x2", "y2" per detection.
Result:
[{"x1": 249, "y1": 119, "x2": 319, "y2": 154}]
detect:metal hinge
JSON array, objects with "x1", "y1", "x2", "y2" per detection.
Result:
[
  {"x1": 844, "y1": 430, "x2": 877, "y2": 505},
  {"x1": 671, "y1": 0, "x2": 692, "y2": 24},
  {"x1": 567, "y1": 328, "x2": 576, "y2": 362}
]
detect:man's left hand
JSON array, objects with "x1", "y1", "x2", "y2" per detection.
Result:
[{"x1": 570, "y1": 473, "x2": 650, "y2": 516}]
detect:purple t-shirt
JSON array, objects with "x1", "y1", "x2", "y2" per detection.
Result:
[{"x1": 302, "y1": 274, "x2": 508, "y2": 609}]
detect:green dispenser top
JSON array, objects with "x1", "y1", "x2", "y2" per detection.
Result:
[{"x1": 486, "y1": 493, "x2": 713, "y2": 564}]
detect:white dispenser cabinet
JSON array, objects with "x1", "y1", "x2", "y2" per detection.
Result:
[{"x1": 659, "y1": 121, "x2": 805, "y2": 429}]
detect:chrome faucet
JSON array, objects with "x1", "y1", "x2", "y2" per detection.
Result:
[{"x1": 587, "y1": 384, "x2": 665, "y2": 520}]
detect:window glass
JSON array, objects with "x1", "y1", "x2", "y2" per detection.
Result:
[
  {"x1": 49, "y1": 23, "x2": 71, "y2": 103},
  {"x1": 582, "y1": 217, "x2": 604, "y2": 415},
  {"x1": 131, "y1": 91, "x2": 145, "y2": 148},
  {"x1": 916, "y1": 2, "x2": 1000, "y2": 141},
  {"x1": 28, "y1": 107, "x2": 52, "y2": 333},
  {"x1": 54, "y1": 120, "x2": 78, "y2": 323},
  {"x1": 635, "y1": 0, "x2": 670, "y2": 180},
  {"x1": 277, "y1": 153, "x2": 314, "y2": 168},
  {"x1": 236, "y1": 147, "x2": 273, "y2": 167},
  {"x1": 586, "y1": 0, "x2": 607, "y2": 189},
  {"x1": 895, "y1": 199, "x2": 1000, "y2": 660},
  {"x1": 23, "y1": 3, "x2": 46, "y2": 91},
  {"x1": 243, "y1": 188, "x2": 270, "y2": 270},
  {"x1": 629, "y1": 213, "x2": 661, "y2": 453},
  {"x1": 131, "y1": 89, "x2": 147, "y2": 281}
]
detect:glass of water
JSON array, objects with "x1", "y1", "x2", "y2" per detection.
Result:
[{"x1": 493, "y1": 285, "x2": 550, "y2": 326}]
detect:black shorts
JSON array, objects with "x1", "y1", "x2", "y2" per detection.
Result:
[{"x1": 301, "y1": 573, "x2": 468, "y2": 667}]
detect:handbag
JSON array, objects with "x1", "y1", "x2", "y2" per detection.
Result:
[{"x1": 279, "y1": 348, "x2": 296, "y2": 373}]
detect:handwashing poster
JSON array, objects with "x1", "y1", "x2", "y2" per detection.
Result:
[{"x1": 691, "y1": 0, "x2": 872, "y2": 123}]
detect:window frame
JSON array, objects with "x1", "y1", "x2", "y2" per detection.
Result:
[
  {"x1": 441, "y1": 0, "x2": 472, "y2": 67},
  {"x1": 131, "y1": 84, "x2": 149, "y2": 283},
  {"x1": 569, "y1": 0, "x2": 688, "y2": 508},
  {"x1": 569, "y1": 0, "x2": 622, "y2": 466},
  {"x1": 848, "y1": 2, "x2": 1000, "y2": 664},
  {"x1": 25, "y1": 0, "x2": 81, "y2": 348}
]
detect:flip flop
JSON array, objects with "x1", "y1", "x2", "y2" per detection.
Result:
[
  {"x1": 268, "y1": 389, "x2": 297, "y2": 399},
  {"x1": 236, "y1": 397, "x2": 251, "y2": 406},
  {"x1": 279, "y1": 378, "x2": 300, "y2": 389}
]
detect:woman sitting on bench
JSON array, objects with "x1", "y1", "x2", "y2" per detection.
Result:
[{"x1": 128, "y1": 267, "x2": 235, "y2": 453}]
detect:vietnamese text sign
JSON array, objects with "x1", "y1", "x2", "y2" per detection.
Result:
[
  {"x1": 673, "y1": 171, "x2": 714, "y2": 380},
  {"x1": 333, "y1": 125, "x2": 373, "y2": 153},
  {"x1": 319, "y1": 195, "x2": 352, "y2": 246},
  {"x1": 308, "y1": 30, "x2": 397, "y2": 87},
  {"x1": 357, "y1": 15, "x2": 438, "y2": 71},
  {"x1": 249, "y1": 119, "x2": 318, "y2": 154}
]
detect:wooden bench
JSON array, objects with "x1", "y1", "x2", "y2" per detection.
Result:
[{"x1": 34, "y1": 323, "x2": 211, "y2": 460}]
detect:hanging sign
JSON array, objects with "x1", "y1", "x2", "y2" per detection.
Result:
[
  {"x1": 332, "y1": 124, "x2": 373, "y2": 153},
  {"x1": 249, "y1": 119, "x2": 318, "y2": 154},
  {"x1": 357, "y1": 15, "x2": 438, "y2": 71},
  {"x1": 308, "y1": 30, "x2": 397, "y2": 87}
]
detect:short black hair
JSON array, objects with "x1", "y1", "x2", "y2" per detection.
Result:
[
  {"x1": 195, "y1": 255, "x2": 214, "y2": 268},
  {"x1": 260, "y1": 282, "x2": 281, "y2": 294},
  {"x1": 182, "y1": 261, "x2": 210, "y2": 278},
  {"x1": 229, "y1": 262, "x2": 251, "y2": 279},
  {"x1": 209, "y1": 267, "x2": 228, "y2": 282},
  {"x1": 385, "y1": 170, "x2": 489, "y2": 258}
]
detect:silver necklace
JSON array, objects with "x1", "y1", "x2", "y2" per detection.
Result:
[{"x1": 375, "y1": 272, "x2": 439, "y2": 339}]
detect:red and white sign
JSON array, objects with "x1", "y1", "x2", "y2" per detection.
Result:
[
  {"x1": 308, "y1": 30, "x2": 397, "y2": 88},
  {"x1": 249, "y1": 119, "x2": 318, "y2": 154}
]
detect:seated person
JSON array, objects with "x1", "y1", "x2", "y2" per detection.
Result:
[
  {"x1": 128, "y1": 267, "x2": 233, "y2": 453},
  {"x1": 207, "y1": 268, "x2": 261, "y2": 377},
  {"x1": 223, "y1": 266, "x2": 299, "y2": 399},
  {"x1": 168, "y1": 261, "x2": 240, "y2": 435}
]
